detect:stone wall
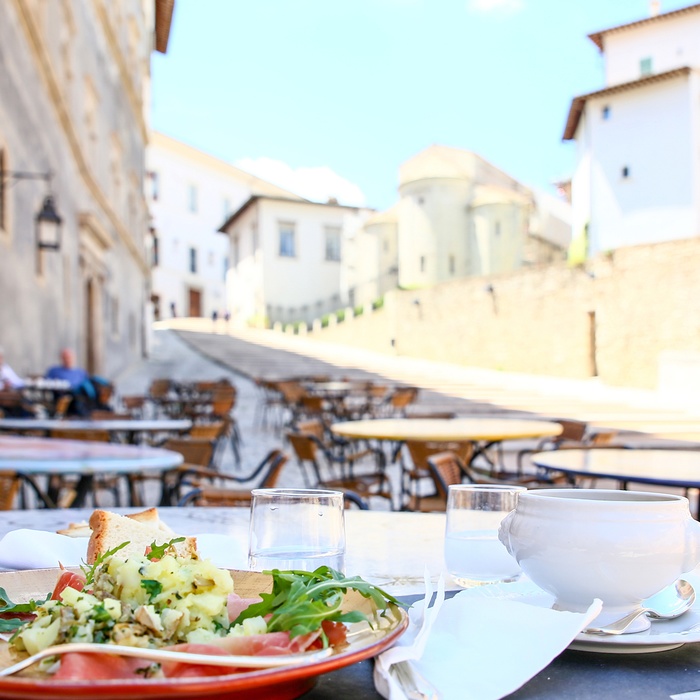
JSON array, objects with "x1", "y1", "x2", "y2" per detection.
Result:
[{"x1": 308, "y1": 237, "x2": 700, "y2": 390}]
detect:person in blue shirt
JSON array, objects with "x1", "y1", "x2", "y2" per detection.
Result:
[{"x1": 45, "y1": 348, "x2": 89, "y2": 390}]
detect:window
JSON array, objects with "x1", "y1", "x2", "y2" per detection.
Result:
[
  {"x1": 152, "y1": 235, "x2": 159, "y2": 266},
  {"x1": 622, "y1": 166, "x2": 630, "y2": 179},
  {"x1": 420, "y1": 255, "x2": 426, "y2": 273},
  {"x1": 223, "y1": 256, "x2": 228, "y2": 281},
  {"x1": 233, "y1": 237, "x2": 239, "y2": 266},
  {"x1": 188, "y1": 184, "x2": 197, "y2": 212},
  {"x1": 449, "y1": 254, "x2": 455, "y2": 274},
  {"x1": 189, "y1": 247, "x2": 197, "y2": 273},
  {"x1": 494, "y1": 221, "x2": 501, "y2": 236},
  {"x1": 111, "y1": 297, "x2": 119, "y2": 335},
  {"x1": 150, "y1": 171, "x2": 159, "y2": 201},
  {"x1": 602, "y1": 105, "x2": 610, "y2": 120},
  {"x1": 223, "y1": 197, "x2": 231, "y2": 220},
  {"x1": 640, "y1": 57, "x2": 653, "y2": 76},
  {"x1": 279, "y1": 222, "x2": 295, "y2": 257},
  {"x1": 324, "y1": 226, "x2": 341, "y2": 261}
]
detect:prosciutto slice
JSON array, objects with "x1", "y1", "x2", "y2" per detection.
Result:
[
  {"x1": 226, "y1": 592, "x2": 261, "y2": 622},
  {"x1": 52, "y1": 652, "x2": 151, "y2": 681}
]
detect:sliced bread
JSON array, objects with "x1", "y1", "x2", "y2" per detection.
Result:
[{"x1": 86, "y1": 509, "x2": 197, "y2": 563}]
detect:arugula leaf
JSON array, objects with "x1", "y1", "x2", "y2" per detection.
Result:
[
  {"x1": 0, "y1": 586, "x2": 49, "y2": 632},
  {"x1": 233, "y1": 567, "x2": 404, "y2": 642},
  {"x1": 146, "y1": 537, "x2": 186, "y2": 561},
  {"x1": 80, "y1": 541, "x2": 130, "y2": 586}
]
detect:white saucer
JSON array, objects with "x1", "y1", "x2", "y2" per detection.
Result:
[{"x1": 465, "y1": 577, "x2": 700, "y2": 655}]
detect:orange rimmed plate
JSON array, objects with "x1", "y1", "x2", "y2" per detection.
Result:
[{"x1": 0, "y1": 568, "x2": 408, "y2": 700}]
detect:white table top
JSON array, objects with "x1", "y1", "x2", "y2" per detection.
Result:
[
  {"x1": 0, "y1": 435, "x2": 183, "y2": 474},
  {"x1": 331, "y1": 417, "x2": 563, "y2": 442},
  {"x1": 0, "y1": 418, "x2": 192, "y2": 432},
  {"x1": 0, "y1": 507, "x2": 447, "y2": 595}
]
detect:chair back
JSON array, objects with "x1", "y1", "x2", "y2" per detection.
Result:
[
  {"x1": 189, "y1": 421, "x2": 227, "y2": 440},
  {"x1": 149, "y1": 379, "x2": 172, "y2": 399},
  {"x1": 0, "y1": 472, "x2": 21, "y2": 510},
  {"x1": 389, "y1": 387, "x2": 418, "y2": 410},
  {"x1": 162, "y1": 437, "x2": 215, "y2": 466},
  {"x1": 405, "y1": 440, "x2": 474, "y2": 472},
  {"x1": 286, "y1": 431, "x2": 319, "y2": 462},
  {"x1": 49, "y1": 428, "x2": 111, "y2": 442},
  {"x1": 295, "y1": 419, "x2": 326, "y2": 441},
  {"x1": 427, "y1": 451, "x2": 468, "y2": 502},
  {"x1": 557, "y1": 419, "x2": 588, "y2": 442},
  {"x1": 90, "y1": 410, "x2": 130, "y2": 420},
  {"x1": 53, "y1": 394, "x2": 73, "y2": 418}
]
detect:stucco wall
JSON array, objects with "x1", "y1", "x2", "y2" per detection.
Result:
[{"x1": 309, "y1": 237, "x2": 700, "y2": 390}]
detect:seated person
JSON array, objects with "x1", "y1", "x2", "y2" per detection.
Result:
[
  {"x1": 45, "y1": 349, "x2": 93, "y2": 416},
  {"x1": 0, "y1": 347, "x2": 24, "y2": 390},
  {"x1": 45, "y1": 348, "x2": 88, "y2": 390}
]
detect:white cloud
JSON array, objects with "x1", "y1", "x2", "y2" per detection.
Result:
[
  {"x1": 467, "y1": 0, "x2": 523, "y2": 14},
  {"x1": 235, "y1": 157, "x2": 367, "y2": 208}
]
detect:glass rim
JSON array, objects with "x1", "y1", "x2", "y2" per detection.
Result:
[
  {"x1": 251, "y1": 488, "x2": 345, "y2": 498},
  {"x1": 447, "y1": 484, "x2": 527, "y2": 492}
]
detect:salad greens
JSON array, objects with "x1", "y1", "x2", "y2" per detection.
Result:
[
  {"x1": 234, "y1": 566, "x2": 404, "y2": 643},
  {"x1": 0, "y1": 587, "x2": 49, "y2": 633}
]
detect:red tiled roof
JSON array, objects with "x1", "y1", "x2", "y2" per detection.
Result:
[
  {"x1": 562, "y1": 66, "x2": 692, "y2": 141},
  {"x1": 588, "y1": 3, "x2": 700, "y2": 51}
]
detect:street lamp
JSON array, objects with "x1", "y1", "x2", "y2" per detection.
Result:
[{"x1": 0, "y1": 169, "x2": 63, "y2": 251}]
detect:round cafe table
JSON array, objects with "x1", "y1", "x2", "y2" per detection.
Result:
[
  {"x1": 331, "y1": 417, "x2": 563, "y2": 469},
  {"x1": 531, "y1": 448, "x2": 700, "y2": 494},
  {"x1": 0, "y1": 417, "x2": 191, "y2": 444},
  {"x1": 0, "y1": 435, "x2": 183, "y2": 508}
]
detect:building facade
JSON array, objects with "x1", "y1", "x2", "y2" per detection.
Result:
[
  {"x1": 564, "y1": 3, "x2": 700, "y2": 258},
  {"x1": 393, "y1": 145, "x2": 569, "y2": 293},
  {"x1": 147, "y1": 132, "x2": 304, "y2": 321},
  {"x1": 220, "y1": 197, "x2": 374, "y2": 327},
  {"x1": 0, "y1": 0, "x2": 173, "y2": 378}
]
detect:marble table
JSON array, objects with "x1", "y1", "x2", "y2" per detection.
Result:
[
  {"x1": 0, "y1": 435, "x2": 183, "y2": 507},
  {"x1": 1, "y1": 507, "x2": 700, "y2": 699},
  {"x1": 0, "y1": 417, "x2": 192, "y2": 443}
]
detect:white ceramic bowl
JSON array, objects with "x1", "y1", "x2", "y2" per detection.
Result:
[{"x1": 499, "y1": 489, "x2": 700, "y2": 631}]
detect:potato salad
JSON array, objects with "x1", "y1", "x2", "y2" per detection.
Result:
[{"x1": 11, "y1": 543, "x2": 265, "y2": 656}]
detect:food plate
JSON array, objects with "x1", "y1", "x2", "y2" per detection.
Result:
[
  {"x1": 470, "y1": 578, "x2": 700, "y2": 654},
  {"x1": 0, "y1": 568, "x2": 408, "y2": 699}
]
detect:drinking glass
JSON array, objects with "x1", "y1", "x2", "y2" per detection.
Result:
[
  {"x1": 444, "y1": 484, "x2": 526, "y2": 587},
  {"x1": 248, "y1": 488, "x2": 346, "y2": 573}
]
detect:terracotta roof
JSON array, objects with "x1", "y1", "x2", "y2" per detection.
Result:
[
  {"x1": 155, "y1": 0, "x2": 175, "y2": 53},
  {"x1": 588, "y1": 3, "x2": 700, "y2": 51},
  {"x1": 562, "y1": 66, "x2": 692, "y2": 141}
]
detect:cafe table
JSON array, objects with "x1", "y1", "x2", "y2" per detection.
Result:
[
  {"x1": 1, "y1": 506, "x2": 700, "y2": 699},
  {"x1": 531, "y1": 448, "x2": 700, "y2": 495},
  {"x1": 331, "y1": 417, "x2": 563, "y2": 468},
  {"x1": 0, "y1": 435, "x2": 183, "y2": 508},
  {"x1": 0, "y1": 417, "x2": 192, "y2": 444}
]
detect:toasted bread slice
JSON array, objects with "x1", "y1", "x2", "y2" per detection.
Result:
[
  {"x1": 57, "y1": 508, "x2": 176, "y2": 539},
  {"x1": 86, "y1": 509, "x2": 197, "y2": 563}
]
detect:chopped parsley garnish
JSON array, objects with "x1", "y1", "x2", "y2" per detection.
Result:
[
  {"x1": 146, "y1": 537, "x2": 186, "y2": 561},
  {"x1": 140, "y1": 579, "x2": 163, "y2": 602}
]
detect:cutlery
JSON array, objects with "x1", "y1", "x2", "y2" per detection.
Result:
[
  {"x1": 583, "y1": 579, "x2": 695, "y2": 635},
  {"x1": 0, "y1": 643, "x2": 333, "y2": 678}
]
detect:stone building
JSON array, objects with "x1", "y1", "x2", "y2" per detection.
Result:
[
  {"x1": 0, "y1": 0, "x2": 173, "y2": 378},
  {"x1": 147, "y1": 132, "x2": 303, "y2": 321},
  {"x1": 564, "y1": 2, "x2": 700, "y2": 258}
]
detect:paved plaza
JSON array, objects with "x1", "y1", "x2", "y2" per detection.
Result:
[{"x1": 108, "y1": 322, "x2": 700, "y2": 508}]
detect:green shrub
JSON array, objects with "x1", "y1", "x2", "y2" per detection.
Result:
[
  {"x1": 354, "y1": 304, "x2": 364, "y2": 316},
  {"x1": 372, "y1": 297, "x2": 384, "y2": 310},
  {"x1": 336, "y1": 310, "x2": 345, "y2": 322}
]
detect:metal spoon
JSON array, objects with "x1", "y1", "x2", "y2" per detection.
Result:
[
  {"x1": 584, "y1": 579, "x2": 696, "y2": 635},
  {"x1": 0, "y1": 643, "x2": 333, "y2": 678}
]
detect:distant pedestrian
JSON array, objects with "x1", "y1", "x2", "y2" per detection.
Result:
[{"x1": 170, "y1": 302, "x2": 177, "y2": 318}]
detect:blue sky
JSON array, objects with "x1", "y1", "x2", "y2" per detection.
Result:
[{"x1": 151, "y1": 0, "x2": 692, "y2": 211}]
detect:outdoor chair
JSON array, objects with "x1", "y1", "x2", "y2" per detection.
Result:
[
  {"x1": 399, "y1": 440, "x2": 474, "y2": 511},
  {"x1": 0, "y1": 470, "x2": 55, "y2": 510},
  {"x1": 370, "y1": 386, "x2": 419, "y2": 418},
  {"x1": 176, "y1": 449, "x2": 288, "y2": 507},
  {"x1": 285, "y1": 429, "x2": 393, "y2": 508}
]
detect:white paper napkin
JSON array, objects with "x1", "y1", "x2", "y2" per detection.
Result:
[
  {"x1": 374, "y1": 577, "x2": 603, "y2": 700},
  {"x1": 0, "y1": 530, "x2": 248, "y2": 570}
]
